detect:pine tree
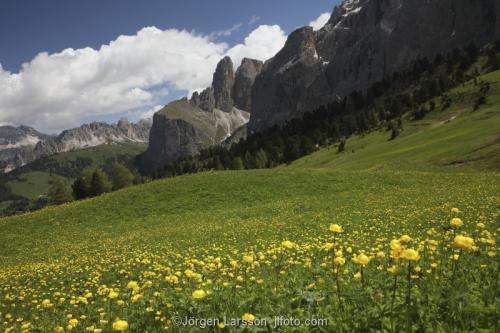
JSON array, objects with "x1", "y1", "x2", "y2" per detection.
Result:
[
  {"x1": 255, "y1": 149, "x2": 269, "y2": 169},
  {"x1": 89, "y1": 169, "x2": 112, "y2": 197},
  {"x1": 49, "y1": 178, "x2": 73, "y2": 205},
  {"x1": 231, "y1": 157, "x2": 245, "y2": 170},
  {"x1": 338, "y1": 138, "x2": 346, "y2": 153},
  {"x1": 110, "y1": 163, "x2": 134, "y2": 190},
  {"x1": 72, "y1": 177, "x2": 89, "y2": 200}
]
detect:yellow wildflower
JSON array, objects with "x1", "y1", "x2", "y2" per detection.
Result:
[{"x1": 453, "y1": 235, "x2": 474, "y2": 250}]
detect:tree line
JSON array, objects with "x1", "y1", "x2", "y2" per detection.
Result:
[{"x1": 47, "y1": 163, "x2": 136, "y2": 205}]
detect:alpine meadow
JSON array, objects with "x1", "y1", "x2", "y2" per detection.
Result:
[{"x1": 0, "y1": 0, "x2": 499, "y2": 332}]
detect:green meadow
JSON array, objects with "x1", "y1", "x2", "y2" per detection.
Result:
[{"x1": 0, "y1": 72, "x2": 498, "y2": 332}]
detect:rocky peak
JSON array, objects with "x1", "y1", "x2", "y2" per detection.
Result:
[
  {"x1": 117, "y1": 117, "x2": 130, "y2": 129},
  {"x1": 191, "y1": 87, "x2": 216, "y2": 112},
  {"x1": 271, "y1": 27, "x2": 319, "y2": 72},
  {"x1": 212, "y1": 56, "x2": 235, "y2": 112},
  {"x1": 250, "y1": 26, "x2": 324, "y2": 131},
  {"x1": 232, "y1": 58, "x2": 263, "y2": 111},
  {"x1": 249, "y1": 0, "x2": 496, "y2": 132}
]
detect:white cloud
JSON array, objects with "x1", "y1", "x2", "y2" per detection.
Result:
[
  {"x1": 139, "y1": 104, "x2": 164, "y2": 120},
  {"x1": 210, "y1": 23, "x2": 243, "y2": 38},
  {"x1": 309, "y1": 12, "x2": 330, "y2": 31},
  {"x1": 0, "y1": 24, "x2": 287, "y2": 133},
  {"x1": 248, "y1": 15, "x2": 260, "y2": 25},
  {"x1": 226, "y1": 25, "x2": 287, "y2": 68}
]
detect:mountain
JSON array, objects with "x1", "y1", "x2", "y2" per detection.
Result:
[
  {"x1": 34, "y1": 118, "x2": 150, "y2": 157},
  {"x1": 140, "y1": 57, "x2": 263, "y2": 174},
  {"x1": 249, "y1": 0, "x2": 498, "y2": 131},
  {"x1": 0, "y1": 118, "x2": 151, "y2": 173},
  {"x1": 0, "y1": 126, "x2": 51, "y2": 173},
  {"x1": 141, "y1": 0, "x2": 497, "y2": 174}
]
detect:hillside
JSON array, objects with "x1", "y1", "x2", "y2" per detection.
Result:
[
  {"x1": 293, "y1": 70, "x2": 500, "y2": 171},
  {"x1": 0, "y1": 69, "x2": 498, "y2": 331},
  {"x1": 0, "y1": 142, "x2": 146, "y2": 215}
]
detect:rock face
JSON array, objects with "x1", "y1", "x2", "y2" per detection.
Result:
[
  {"x1": 34, "y1": 118, "x2": 150, "y2": 158},
  {"x1": 232, "y1": 58, "x2": 263, "y2": 111},
  {"x1": 141, "y1": 56, "x2": 260, "y2": 173},
  {"x1": 249, "y1": 0, "x2": 497, "y2": 131},
  {"x1": 140, "y1": 100, "x2": 249, "y2": 174},
  {"x1": 141, "y1": 111, "x2": 213, "y2": 173},
  {"x1": 0, "y1": 126, "x2": 50, "y2": 173},
  {"x1": 212, "y1": 56, "x2": 235, "y2": 113},
  {"x1": 0, "y1": 119, "x2": 151, "y2": 173}
]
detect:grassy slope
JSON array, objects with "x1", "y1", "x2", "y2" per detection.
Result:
[
  {"x1": 159, "y1": 99, "x2": 217, "y2": 139},
  {"x1": 292, "y1": 71, "x2": 500, "y2": 171},
  {"x1": 0, "y1": 72, "x2": 498, "y2": 264},
  {"x1": 3, "y1": 142, "x2": 146, "y2": 200},
  {"x1": 159, "y1": 99, "x2": 237, "y2": 143},
  {"x1": 0, "y1": 72, "x2": 499, "y2": 333},
  {"x1": 0, "y1": 168, "x2": 497, "y2": 266}
]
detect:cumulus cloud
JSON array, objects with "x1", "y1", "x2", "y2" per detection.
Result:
[
  {"x1": 226, "y1": 25, "x2": 287, "y2": 68},
  {"x1": 0, "y1": 24, "x2": 287, "y2": 132},
  {"x1": 309, "y1": 12, "x2": 330, "y2": 31}
]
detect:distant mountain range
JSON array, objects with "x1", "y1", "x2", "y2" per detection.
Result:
[{"x1": 0, "y1": 118, "x2": 151, "y2": 173}]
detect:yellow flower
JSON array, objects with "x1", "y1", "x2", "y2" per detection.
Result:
[
  {"x1": 112, "y1": 320, "x2": 129, "y2": 331},
  {"x1": 387, "y1": 265, "x2": 401, "y2": 274},
  {"x1": 242, "y1": 255, "x2": 254, "y2": 264},
  {"x1": 329, "y1": 224, "x2": 343, "y2": 233},
  {"x1": 241, "y1": 313, "x2": 255, "y2": 322},
  {"x1": 192, "y1": 290, "x2": 207, "y2": 299},
  {"x1": 450, "y1": 218, "x2": 463, "y2": 227},
  {"x1": 281, "y1": 240, "x2": 295, "y2": 249},
  {"x1": 54, "y1": 327, "x2": 64, "y2": 333},
  {"x1": 476, "y1": 223, "x2": 485, "y2": 228},
  {"x1": 130, "y1": 294, "x2": 143, "y2": 303},
  {"x1": 391, "y1": 239, "x2": 401, "y2": 249},
  {"x1": 401, "y1": 249, "x2": 420, "y2": 261},
  {"x1": 41, "y1": 299, "x2": 53, "y2": 309},
  {"x1": 399, "y1": 235, "x2": 412, "y2": 243},
  {"x1": 68, "y1": 319, "x2": 79, "y2": 327},
  {"x1": 376, "y1": 251, "x2": 386, "y2": 258},
  {"x1": 353, "y1": 272, "x2": 362, "y2": 279},
  {"x1": 451, "y1": 207, "x2": 460, "y2": 213},
  {"x1": 334, "y1": 257, "x2": 346, "y2": 266},
  {"x1": 108, "y1": 291, "x2": 119, "y2": 299},
  {"x1": 217, "y1": 322, "x2": 225, "y2": 329},
  {"x1": 352, "y1": 254, "x2": 370, "y2": 266},
  {"x1": 126, "y1": 281, "x2": 139, "y2": 290},
  {"x1": 453, "y1": 235, "x2": 474, "y2": 250}
]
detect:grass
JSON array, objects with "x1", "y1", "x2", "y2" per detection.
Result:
[
  {"x1": 1, "y1": 142, "x2": 146, "y2": 201},
  {"x1": 6, "y1": 171, "x2": 54, "y2": 200},
  {"x1": 159, "y1": 99, "x2": 218, "y2": 141},
  {"x1": 292, "y1": 71, "x2": 500, "y2": 172},
  {"x1": 0, "y1": 73, "x2": 498, "y2": 332}
]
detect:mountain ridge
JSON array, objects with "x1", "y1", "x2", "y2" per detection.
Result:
[
  {"x1": 249, "y1": 0, "x2": 497, "y2": 131},
  {"x1": 0, "y1": 118, "x2": 151, "y2": 173}
]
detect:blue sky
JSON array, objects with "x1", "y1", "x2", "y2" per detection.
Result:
[{"x1": 0, "y1": 0, "x2": 340, "y2": 132}]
